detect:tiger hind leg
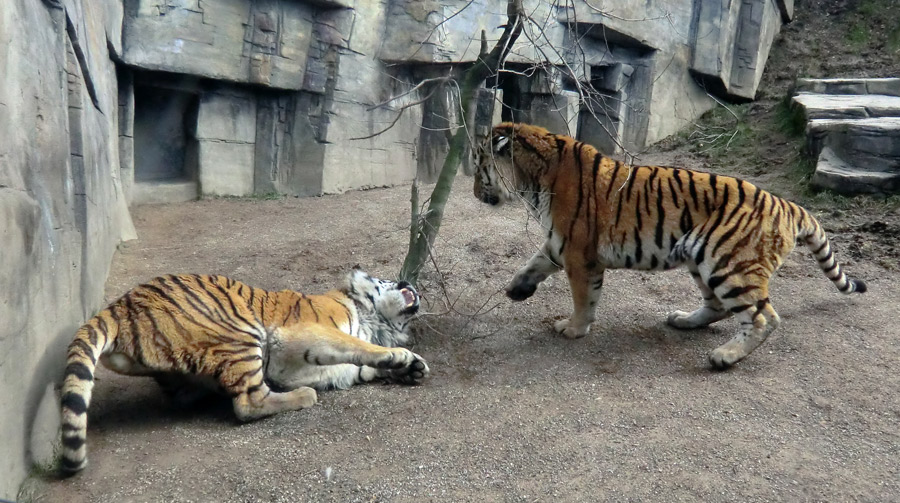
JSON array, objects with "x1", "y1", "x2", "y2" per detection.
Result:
[
  {"x1": 231, "y1": 384, "x2": 318, "y2": 422},
  {"x1": 212, "y1": 346, "x2": 318, "y2": 422},
  {"x1": 709, "y1": 299, "x2": 781, "y2": 369},
  {"x1": 667, "y1": 267, "x2": 733, "y2": 329}
]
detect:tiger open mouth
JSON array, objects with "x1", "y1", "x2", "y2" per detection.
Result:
[{"x1": 400, "y1": 287, "x2": 418, "y2": 307}]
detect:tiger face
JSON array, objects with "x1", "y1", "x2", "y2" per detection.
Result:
[
  {"x1": 344, "y1": 268, "x2": 420, "y2": 328},
  {"x1": 473, "y1": 133, "x2": 516, "y2": 206}
]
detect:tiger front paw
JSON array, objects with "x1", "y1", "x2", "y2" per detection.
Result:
[
  {"x1": 388, "y1": 353, "x2": 430, "y2": 385},
  {"x1": 553, "y1": 319, "x2": 589, "y2": 339},
  {"x1": 505, "y1": 278, "x2": 537, "y2": 301}
]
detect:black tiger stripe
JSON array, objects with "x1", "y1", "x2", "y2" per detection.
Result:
[
  {"x1": 163, "y1": 277, "x2": 260, "y2": 341},
  {"x1": 69, "y1": 339, "x2": 96, "y2": 365},
  {"x1": 722, "y1": 285, "x2": 759, "y2": 299},
  {"x1": 125, "y1": 296, "x2": 146, "y2": 365},
  {"x1": 144, "y1": 308, "x2": 176, "y2": 361},
  {"x1": 634, "y1": 190, "x2": 643, "y2": 231},
  {"x1": 61, "y1": 435, "x2": 85, "y2": 450},
  {"x1": 614, "y1": 187, "x2": 626, "y2": 227},
  {"x1": 687, "y1": 171, "x2": 699, "y2": 211},
  {"x1": 667, "y1": 177, "x2": 680, "y2": 208},
  {"x1": 61, "y1": 392, "x2": 87, "y2": 415},
  {"x1": 93, "y1": 317, "x2": 107, "y2": 346},
  {"x1": 647, "y1": 167, "x2": 659, "y2": 191},
  {"x1": 64, "y1": 362, "x2": 93, "y2": 381},
  {"x1": 307, "y1": 297, "x2": 320, "y2": 322},
  {"x1": 694, "y1": 188, "x2": 730, "y2": 264},
  {"x1": 711, "y1": 213, "x2": 747, "y2": 257},
  {"x1": 606, "y1": 161, "x2": 622, "y2": 199},
  {"x1": 143, "y1": 286, "x2": 212, "y2": 345},
  {"x1": 567, "y1": 143, "x2": 586, "y2": 240},
  {"x1": 817, "y1": 250, "x2": 834, "y2": 264},
  {"x1": 195, "y1": 280, "x2": 240, "y2": 323},
  {"x1": 643, "y1": 169, "x2": 655, "y2": 214},
  {"x1": 554, "y1": 136, "x2": 566, "y2": 156},
  {"x1": 724, "y1": 180, "x2": 747, "y2": 225},
  {"x1": 211, "y1": 282, "x2": 262, "y2": 337},
  {"x1": 672, "y1": 168, "x2": 684, "y2": 192},
  {"x1": 634, "y1": 228, "x2": 643, "y2": 264},
  {"x1": 625, "y1": 166, "x2": 639, "y2": 201},
  {"x1": 679, "y1": 207, "x2": 694, "y2": 234},
  {"x1": 61, "y1": 456, "x2": 84, "y2": 470},
  {"x1": 654, "y1": 184, "x2": 666, "y2": 248}
]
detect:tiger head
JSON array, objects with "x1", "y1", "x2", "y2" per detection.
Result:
[
  {"x1": 343, "y1": 268, "x2": 420, "y2": 329},
  {"x1": 473, "y1": 130, "x2": 516, "y2": 207}
]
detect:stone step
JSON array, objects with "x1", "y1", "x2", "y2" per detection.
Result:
[
  {"x1": 806, "y1": 117, "x2": 900, "y2": 164},
  {"x1": 795, "y1": 78, "x2": 900, "y2": 97},
  {"x1": 133, "y1": 180, "x2": 198, "y2": 205},
  {"x1": 811, "y1": 146, "x2": 900, "y2": 195},
  {"x1": 792, "y1": 93, "x2": 900, "y2": 120}
]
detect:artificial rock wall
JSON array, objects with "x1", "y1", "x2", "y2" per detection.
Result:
[
  {"x1": 0, "y1": 0, "x2": 135, "y2": 498},
  {"x1": 119, "y1": 0, "x2": 794, "y2": 201}
]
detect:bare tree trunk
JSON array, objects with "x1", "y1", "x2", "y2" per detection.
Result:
[{"x1": 399, "y1": 0, "x2": 524, "y2": 286}]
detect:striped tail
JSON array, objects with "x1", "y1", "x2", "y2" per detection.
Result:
[
  {"x1": 59, "y1": 309, "x2": 116, "y2": 474},
  {"x1": 797, "y1": 206, "x2": 867, "y2": 294}
]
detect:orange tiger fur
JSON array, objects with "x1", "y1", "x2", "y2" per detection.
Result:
[
  {"x1": 59, "y1": 269, "x2": 428, "y2": 474},
  {"x1": 473, "y1": 122, "x2": 865, "y2": 368}
]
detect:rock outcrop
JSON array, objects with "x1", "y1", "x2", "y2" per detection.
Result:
[
  {"x1": 116, "y1": 0, "x2": 794, "y2": 201},
  {"x1": 0, "y1": 0, "x2": 135, "y2": 498},
  {"x1": 792, "y1": 78, "x2": 900, "y2": 195}
]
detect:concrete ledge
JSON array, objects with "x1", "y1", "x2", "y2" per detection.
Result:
[
  {"x1": 133, "y1": 180, "x2": 198, "y2": 205},
  {"x1": 812, "y1": 147, "x2": 900, "y2": 195},
  {"x1": 792, "y1": 93, "x2": 900, "y2": 120},
  {"x1": 796, "y1": 78, "x2": 900, "y2": 97},
  {"x1": 806, "y1": 117, "x2": 900, "y2": 160}
]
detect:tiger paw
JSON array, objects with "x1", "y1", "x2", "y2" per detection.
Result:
[
  {"x1": 666, "y1": 310, "x2": 696, "y2": 329},
  {"x1": 389, "y1": 353, "x2": 430, "y2": 385},
  {"x1": 708, "y1": 345, "x2": 745, "y2": 370},
  {"x1": 505, "y1": 280, "x2": 537, "y2": 301},
  {"x1": 553, "y1": 319, "x2": 589, "y2": 339}
]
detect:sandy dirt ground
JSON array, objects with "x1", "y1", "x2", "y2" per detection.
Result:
[{"x1": 30, "y1": 174, "x2": 900, "y2": 502}]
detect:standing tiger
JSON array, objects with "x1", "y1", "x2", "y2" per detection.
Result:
[
  {"x1": 473, "y1": 122, "x2": 866, "y2": 368},
  {"x1": 59, "y1": 268, "x2": 429, "y2": 473}
]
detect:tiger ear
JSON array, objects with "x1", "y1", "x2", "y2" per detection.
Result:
[{"x1": 492, "y1": 135, "x2": 510, "y2": 156}]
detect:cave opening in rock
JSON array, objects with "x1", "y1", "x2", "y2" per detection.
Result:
[{"x1": 132, "y1": 76, "x2": 200, "y2": 183}]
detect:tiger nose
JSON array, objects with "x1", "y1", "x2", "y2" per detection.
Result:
[{"x1": 482, "y1": 194, "x2": 500, "y2": 205}]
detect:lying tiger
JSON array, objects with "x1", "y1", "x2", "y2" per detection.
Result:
[
  {"x1": 59, "y1": 268, "x2": 429, "y2": 473},
  {"x1": 474, "y1": 122, "x2": 866, "y2": 368}
]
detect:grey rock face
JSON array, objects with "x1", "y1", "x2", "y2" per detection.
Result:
[
  {"x1": 114, "y1": 0, "x2": 793, "y2": 194},
  {"x1": 0, "y1": 0, "x2": 134, "y2": 498},
  {"x1": 793, "y1": 80, "x2": 900, "y2": 195}
]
